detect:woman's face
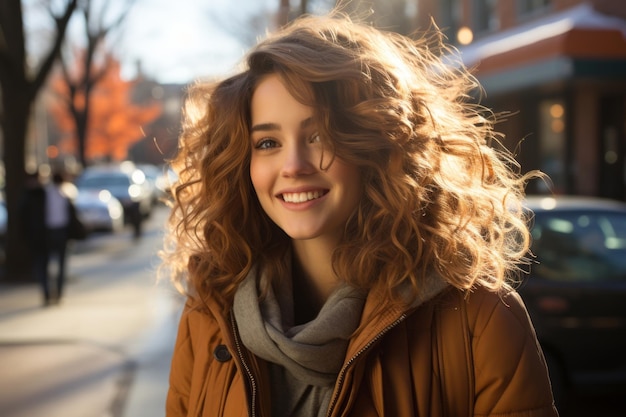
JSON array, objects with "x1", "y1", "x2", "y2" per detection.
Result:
[{"x1": 249, "y1": 74, "x2": 362, "y2": 244}]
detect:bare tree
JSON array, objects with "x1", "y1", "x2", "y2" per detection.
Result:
[
  {"x1": 58, "y1": 0, "x2": 134, "y2": 168},
  {"x1": 0, "y1": 0, "x2": 78, "y2": 281},
  {"x1": 205, "y1": 4, "x2": 275, "y2": 50},
  {"x1": 278, "y1": 0, "x2": 337, "y2": 26},
  {"x1": 337, "y1": 0, "x2": 415, "y2": 34},
  {"x1": 277, "y1": 0, "x2": 415, "y2": 33}
]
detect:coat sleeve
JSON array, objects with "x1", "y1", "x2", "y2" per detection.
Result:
[
  {"x1": 467, "y1": 288, "x2": 559, "y2": 417},
  {"x1": 166, "y1": 302, "x2": 195, "y2": 417}
]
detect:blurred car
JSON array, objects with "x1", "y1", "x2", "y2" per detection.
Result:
[
  {"x1": 0, "y1": 198, "x2": 6, "y2": 239},
  {"x1": 519, "y1": 195, "x2": 626, "y2": 405},
  {"x1": 74, "y1": 189, "x2": 124, "y2": 233},
  {"x1": 154, "y1": 166, "x2": 178, "y2": 199},
  {"x1": 75, "y1": 164, "x2": 153, "y2": 223},
  {"x1": 0, "y1": 197, "x2": 6, "y2": 264},
  {"x1": 136, "y1": 163, "x2": 164, "y2": 206}
]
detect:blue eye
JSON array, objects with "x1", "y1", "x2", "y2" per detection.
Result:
[
  {"x1": 309, "y1": 132, "x2": 321, "y2": 143},
  {"x1": 254, "y1": 138, "x2": 278, "y2": 150}
]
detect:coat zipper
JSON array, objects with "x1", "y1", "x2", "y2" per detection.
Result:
[
  {"x1": 231, "y1": 313, "x2": 257, "y2": 417},
  {"x1": 326, "y1": 313, "x2": 407, "y2": 417}
]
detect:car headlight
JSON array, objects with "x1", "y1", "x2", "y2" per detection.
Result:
[
  {"x1": 108, "y1": 205, "x2": 123, "y2": 219},
  {"x1": 128, "y1": 184, "x2": 142, "y2": 199},
  {"x1": 98, "y1": 190, "x2": 112, "y2": 202}
]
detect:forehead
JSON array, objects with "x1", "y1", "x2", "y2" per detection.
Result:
[
  {"x1": 250, "y1": 74, "x2": 314, "y2": 124},
  {"x1": 254, "y1": 70, "x2": 316, "y2": 101}
]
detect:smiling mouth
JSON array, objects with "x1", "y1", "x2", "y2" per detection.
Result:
[{"x1": 281, "y1": 190, "x2": 328, "y2": 203}]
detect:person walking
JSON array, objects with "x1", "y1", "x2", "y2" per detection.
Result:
[
  {"x1": 160, "y1": 11, "x2": 559, "y2": 417},
  {"x1": 43, "y1": 171, "x2": 73, "y2": 305},
  {"x1": 21, "y1": 171, "x2": 73, "y2": 306}
]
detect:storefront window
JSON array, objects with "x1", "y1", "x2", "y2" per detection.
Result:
[
  {"x1": 474, "y1": 0, "x2": 499, "y2": 34},
  {"x1": 439, "y1": 0, "x2": 462, "y2": 44},
  {"x1": 539, "y1": 99, "x2": 566, "y2": 193},
  {"x1": 518, "y1": 0, "x2": 552, "y2": 17}
]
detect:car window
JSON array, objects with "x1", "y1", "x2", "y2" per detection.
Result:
[
  {"x1": 0, "y1": 201, "x2": 6, "y2": 234},
  {"x1": 77, "y1": 174, "x2": 130, "y2": 188},
  {"x1": 531, "y1": 211, "x2": 626, "y2": 283}
]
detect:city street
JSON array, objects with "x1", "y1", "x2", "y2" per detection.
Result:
[
  {"x1": 0, "y1": 205, "x2": 184, "y2": 417},
  {"x1": 1, "y1": 204, "x2": 624, "y2": 417}
]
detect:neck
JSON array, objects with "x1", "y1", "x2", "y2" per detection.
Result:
[{"x1": 291, "y1": 238, "x2": 340, "y2": 323}]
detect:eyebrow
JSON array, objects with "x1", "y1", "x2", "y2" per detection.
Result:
[
  {"x1": 250, "y1": 122, "x2": 279, "y2": 133},
  {"x1": 250, "y1": 117, "x2": 314, "y2": 133}
]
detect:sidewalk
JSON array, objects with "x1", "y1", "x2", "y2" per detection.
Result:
[{"x1": 0, "y1": 218, "x2": 184, "y2": 417}]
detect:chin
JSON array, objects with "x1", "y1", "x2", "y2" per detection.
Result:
[
  {"x1": 285, "y1": 231, "x2": 320, "y2": 241},
  {"x1": 281, "y1": 226, "x2": 324, "y2": 241}
]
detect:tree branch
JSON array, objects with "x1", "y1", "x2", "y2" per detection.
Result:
[{"x1": 31, "y1": 0, "x2": 78, "y2": 101}]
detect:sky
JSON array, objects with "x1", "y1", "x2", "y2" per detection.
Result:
[
  {"x1": 23, "y1": 0, "x2": 281, "y2": 85},
  {"x1": 23, "y1": 0, "x2": 338, "y2": 85},
  {"x1": 117, "y1": 0, "x2": 278, "y2": 84}
]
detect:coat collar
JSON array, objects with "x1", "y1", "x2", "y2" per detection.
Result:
[
  {"x1": 197, "y1": 268, "x2": 449, "y2": 359},
  {"x1": 346, "y1": 273, "x2": 449, "y2": 359}
]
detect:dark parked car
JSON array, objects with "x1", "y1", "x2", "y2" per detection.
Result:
[
  {"x1": 0, "y1": 197, "x2": 6, "y2": 264},
  {"x1": 75, "y1": 164, "x2": 153, "y2": 223},
  {"x1": 136, "y1": 163, "x2": 164, "y2": 206},
  {"x1": 0, "y1": 198, "x2": 6, "y2": 239},
  {"x1": 520, "y1": 195, "x2": 626, "y2": 407},
  {"x1": 74, "y1": 190, "x2": 124, "y2": 233}
]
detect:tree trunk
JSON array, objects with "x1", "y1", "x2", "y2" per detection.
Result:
[
  {"x1": 2, "y1": 79, "x2": 33, "y2": 282},
  {"x1": 0, "y1": 0, "x2": 78, "y2": 282},
  {"x1": 71, "y1": 105, "x2": 89, "y2": 168}
]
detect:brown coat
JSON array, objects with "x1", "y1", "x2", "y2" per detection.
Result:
[{"x1": 166, "y1": 285, "x2": 559, "y2": 417}]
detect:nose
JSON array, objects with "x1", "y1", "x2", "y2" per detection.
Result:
[{"x1": 281, "y1": 142, "x2": 317, "y2": 177}]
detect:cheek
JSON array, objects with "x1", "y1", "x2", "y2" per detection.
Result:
[
  {"x1": 333, "y1": 162, "x2": 362, "y2": 207},
  {"x1": 249, "y1": 158, "x2": 269, "y2": 197},
  {"x1": 343, "y1": 164, "x2": 361, "y2": 185}
]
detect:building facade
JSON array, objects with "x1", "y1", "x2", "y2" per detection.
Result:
[{"x1": 416, "y1": 0, "x2": 626, "y2": 199}]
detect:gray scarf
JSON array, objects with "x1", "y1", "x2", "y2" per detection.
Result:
[{"x1": 233, "y1": 269, "x2": 366, "y2": 416}]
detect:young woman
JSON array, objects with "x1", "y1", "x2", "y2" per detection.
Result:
[{"x1": 161, "y1": 12, "x2": 558, "y2": 417}]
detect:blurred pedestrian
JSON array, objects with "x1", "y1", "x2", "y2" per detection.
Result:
[
  {"x1": 129, "y1": 201, "x2": 143, "y2": 240},
  {"x1": 20, "y1": 171, "x2": 74, "y2": 306},
  {"x1": 160, "y1": 11, "x2": 558, "y2": 417}
]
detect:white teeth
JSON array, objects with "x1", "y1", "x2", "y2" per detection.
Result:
[{"x1": 282, "y1": 191, "x2": 322, "y2": 203}]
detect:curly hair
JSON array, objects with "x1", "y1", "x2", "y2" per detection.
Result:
[{"x1": 159, "y1": 12, "x2": 537, "y2": 309}]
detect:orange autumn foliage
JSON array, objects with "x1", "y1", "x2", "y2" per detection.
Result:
[{"x1": 50, "y1": 59, "x2": 162, "y2": 162}]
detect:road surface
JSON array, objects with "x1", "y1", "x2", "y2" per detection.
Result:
[{"x1": 0, "y1": 205, "x2": 184, "y2": 417}]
